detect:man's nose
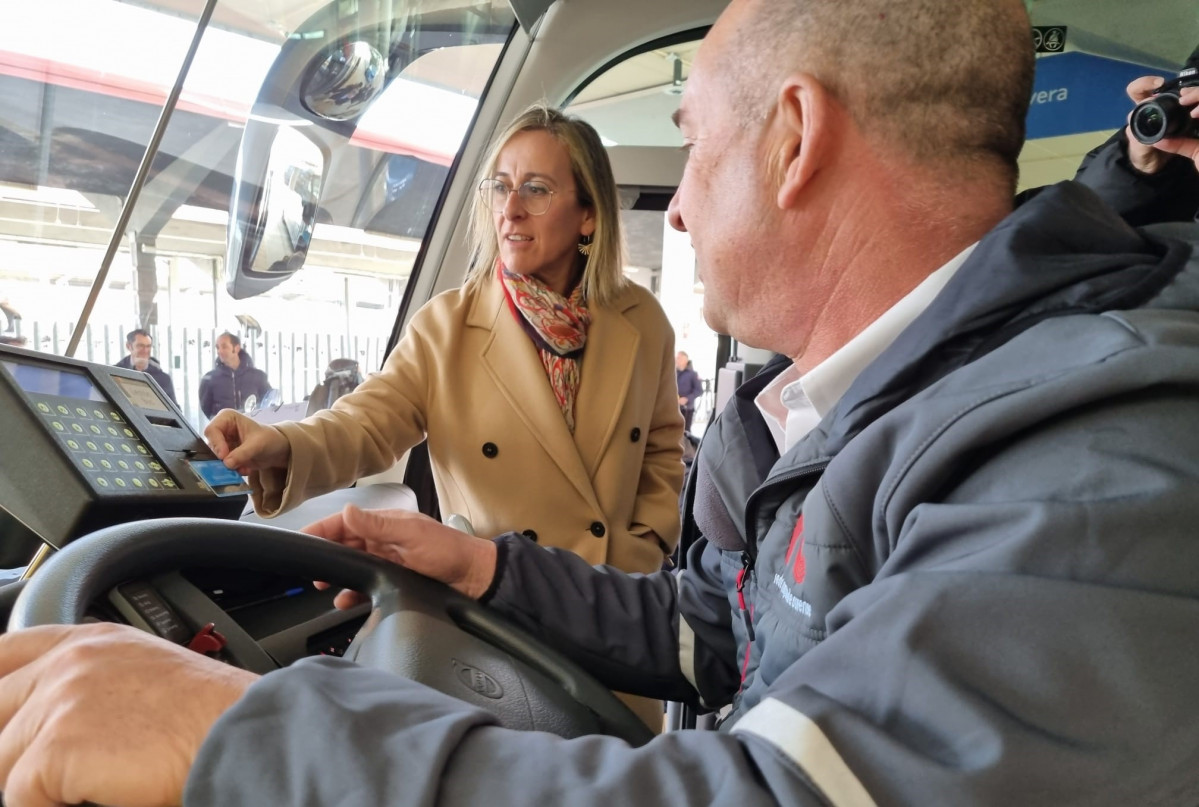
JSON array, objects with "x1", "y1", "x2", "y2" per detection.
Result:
[{"x1": 667, "y1": 189, "x2": 686, "y2": 233}]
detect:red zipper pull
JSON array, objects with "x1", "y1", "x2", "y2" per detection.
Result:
[{"x1": 736, "y1": 552, "x2": 755, "y2": 641}]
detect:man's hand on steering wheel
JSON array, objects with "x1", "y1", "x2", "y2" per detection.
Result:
[
  {"x1": 0, "y1": 623, "x2": 256, "y2": 807},
  {"x1": 304, "y1": 505, "x2": 499, "y2": 607}
]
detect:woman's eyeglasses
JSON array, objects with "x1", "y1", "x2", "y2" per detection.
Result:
[{"x1": 478, "y1": 178, "x2": 557, "y2": 216}]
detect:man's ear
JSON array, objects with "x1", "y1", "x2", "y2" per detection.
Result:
[{"x1": 774, "y1": 74, "x2": 835, "y2": 209}]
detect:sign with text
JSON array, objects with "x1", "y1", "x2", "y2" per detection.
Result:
[{"x1": 1025, "y1": 52, "x2": 1174, "y2": 140}]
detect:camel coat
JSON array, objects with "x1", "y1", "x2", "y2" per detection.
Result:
[{"x1": 253, "y1": 274, "x2": 685, "y2": 573}]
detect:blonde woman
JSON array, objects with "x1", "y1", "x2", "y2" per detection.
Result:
[{"x1": 206, "y1": 104, "x2": 684, "y2": 589}]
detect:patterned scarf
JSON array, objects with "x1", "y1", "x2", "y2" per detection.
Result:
[{"x1": 498, "y1": 263, "x2": 591, "y2": 432}]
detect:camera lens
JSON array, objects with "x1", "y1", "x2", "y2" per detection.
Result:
[
  {"x1": 1131, "y1": 94, "x2": 1184, "y2": 145},
  {"x1": 1133, "y1": 106, "x2": 1165, "y2": 140}
]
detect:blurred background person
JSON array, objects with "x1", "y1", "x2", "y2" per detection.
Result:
[
  {"x1": 675, "y1": 350, "x2": 702, "y2": 433},
  {"x1": 199, "y1": 332, "x2": 272, "y2": 418},
  {"x1": 114, "y1": 328, "x2": 177, "y2": 404}
]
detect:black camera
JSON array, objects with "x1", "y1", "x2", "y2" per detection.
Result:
[{"x1": 1130, "y1": 60, "x2": 1199, "y2": 145}]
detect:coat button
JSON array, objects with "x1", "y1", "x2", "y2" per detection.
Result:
[
  {"x1": 521, "y1": 529, "x2": 538, "y2": 543},
  {"x1": 589, "y1": 521, "x2": 606, "y2": 538},
  {"x1": 482, "y1": 442, "x2": 498, "y2": 458},
  {"x1": 630, "y1": 427, "x2": 641, "y2": 442}
]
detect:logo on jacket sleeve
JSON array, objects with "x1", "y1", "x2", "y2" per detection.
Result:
[
  {"x1": 771, "y1": 514, "x2": 813, "y2": 618},
  {"x1": 784, "y1": 514, "x2": 805, "y2": 583}
]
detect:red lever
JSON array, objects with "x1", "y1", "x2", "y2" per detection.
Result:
[{"x1": 187, "y1": 622, "x2": 228, "y2": 656}]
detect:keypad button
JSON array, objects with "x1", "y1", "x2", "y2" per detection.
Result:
[
  {"x1": 56, "y1": 405, "x2": 69, "y2": 415},
  {"x1": 81, "y1": 459, "x2": 94, "y2": 469},
  {"x1": 51, "y1": 421, "x2": 64, "y2": 431},
  {"x1": 75, "y1": 407, "x2": 87, "y2": 417},
  {"x1": 96, "y1": 477, "x2": 109, "y2": 487},
  {"x1": 86, "y1": 441, "x2": 99, "y2": 451},
  {"x1": 37, "y1": 402, "x2": 50, "y2": 413},
  {"x1": 89, "y1": 425, "x2": 102, "y2": 435},
  {"x1": 71, "y1": 423, "x2": 84, "y2": 433},
  {"x1": 113, "y1": 477, "x2": 127, "y2": 488}
]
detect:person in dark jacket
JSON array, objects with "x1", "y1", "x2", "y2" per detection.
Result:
[
  {"x1": 4, "y1": 2, "x2": 1199, "y2": 806},
  {"x1": 674, "y1": 350, "x2": 702, "y2": 432},
  {"x1": 113, "y1": 328, "x2": 177, "y2": 405},
  {"x1": 198, "y1": 332, "x2": 271, "y2": 418},
  {"x1": 1071, "y1": 71, "x2": 1199, "y2": 227}
]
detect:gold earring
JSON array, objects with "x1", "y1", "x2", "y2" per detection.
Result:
[{"x1": 577, "y1": 234, "x2": 593, "y2": 257}]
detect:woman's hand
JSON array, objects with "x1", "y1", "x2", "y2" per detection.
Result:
[
  {"x1": 303, "y1": 505, "x2": 499, "y2": 605},
  {"x1": 203, "y1": 410, "x2": 291, "y2": 475},
  {"x1": 1124, "y1": 76, "x2": 1199, "y2": 174}
]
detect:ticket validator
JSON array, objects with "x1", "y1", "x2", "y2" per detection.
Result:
[{"x1": 0, "y1": 344, "x2": 249, "y2": 552}]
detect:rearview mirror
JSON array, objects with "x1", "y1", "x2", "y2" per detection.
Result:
[{"x1": 225, "y1": 123, "x2": 325, "y2": 300}]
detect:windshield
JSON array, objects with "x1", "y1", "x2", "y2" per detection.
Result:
[{"x1": 0, "y1": 0, "x2": 515, "y2": 430}]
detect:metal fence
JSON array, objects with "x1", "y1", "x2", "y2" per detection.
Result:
[{"x1": 19, "y1": 322, "x2": 388, "y2": 432}]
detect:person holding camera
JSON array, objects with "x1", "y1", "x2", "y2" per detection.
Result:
[{"x1": 1073, "y1": 48, "x2": 1199, "y2": 226}]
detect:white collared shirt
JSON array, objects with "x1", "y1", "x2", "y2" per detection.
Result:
[{"x1": 756, "y1": 243, "x2": 978, "y2": 454}]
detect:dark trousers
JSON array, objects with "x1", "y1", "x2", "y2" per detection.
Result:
[{"x1": 681, "y1": 406, "x2": 694, "y2": 433}]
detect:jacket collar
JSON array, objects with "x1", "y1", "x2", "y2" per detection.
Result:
[
  {"x1": 822, "y1": 180, "x2": 1194, "y2": 452},
  {"x1": 214, "y1": 350, "x2": 254, "y2": 373}
]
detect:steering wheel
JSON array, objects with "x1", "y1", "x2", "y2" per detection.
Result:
[{"x1": 7, "y1": 517, "x2": 654, "y2": 746}]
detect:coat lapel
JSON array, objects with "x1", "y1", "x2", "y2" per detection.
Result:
[
  {"x1": 473, "y1": 278, "x2": 603, "y2": 514},
  {"x1": 573, "y1": 288, "x2": 640, "y2": 476}
]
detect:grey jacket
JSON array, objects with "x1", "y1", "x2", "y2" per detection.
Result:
[{"x1": 188, "y1": 183, "x2": 1199, "y2": 805}]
